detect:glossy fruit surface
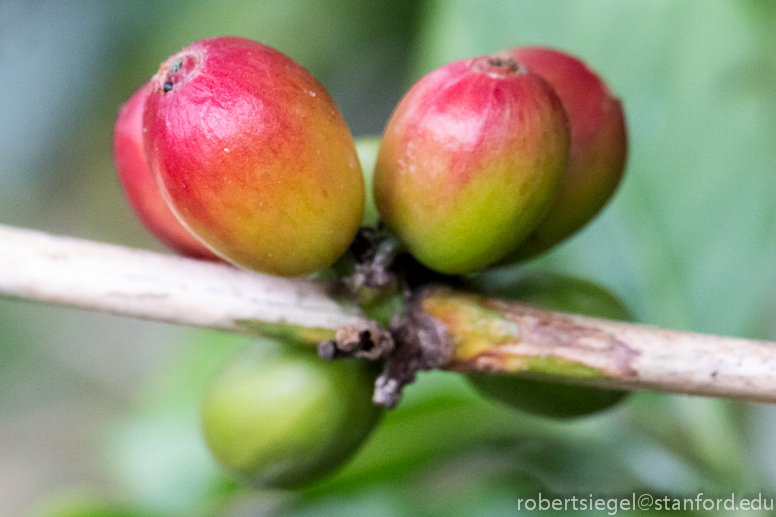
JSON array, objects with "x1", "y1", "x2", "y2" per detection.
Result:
[
  {"x1": 501, "y1": 47, "x2": 628, "y2": 259},
  {"x1": 201, "y1": 341, "x2": 382, "y2": 488},
  {"x1": 373, "y1": 55, "x2": 570, "y2": 274},
  {"x1": 113, "y1": 83, "x2": 218, "y2": 260},
  {"x1": 144, "y1": 37, "x2": 364, "y2": 277},
  {"x1": 466, "y1": 270, "x2": 631, "y2": 418}
]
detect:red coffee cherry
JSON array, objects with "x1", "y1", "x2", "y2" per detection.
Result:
[
  {"x1": 113, "y1": 83, "x2": 219, "y2": 260},
  {"x1": 373, "y1": 55, "x2": 570, "y2": 275},
  {"x1": 501, "y1": 47, "x2": 628, "y2": 259},
  {"x1": 144, "y1": 37, "x2": 365, "y2": 277}
]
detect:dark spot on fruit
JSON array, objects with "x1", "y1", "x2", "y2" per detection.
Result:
[
  {"x1": 488, "y1": 57, "x2": 519, "y2": 72},
  {"x1": 469, "y1": 55, "x2": 528, "y2": 79}
]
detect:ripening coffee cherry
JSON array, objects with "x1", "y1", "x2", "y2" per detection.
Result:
[
  {"x1": 113, "y1": 83, "x2": 219, "y2": 260},
  {"x1": 466, "y1": 271, "x2": 631, "y2": 418},
  {"x1": 500, "y1": 47, "x2": 628, "y2": 259},
  {"x1": 373, "y1": 55, "x2": 570, "y2": 275},
  {"x1": 201, "y1": 341, "x2": 382, "y2": 488},
  {"x1": 144, "y1": 37, "x2": 365, "y2": 277}
]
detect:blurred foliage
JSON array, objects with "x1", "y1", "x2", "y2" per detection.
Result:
[{"x1": 1, "y1": 0, "x2": 776, "y2": 515}]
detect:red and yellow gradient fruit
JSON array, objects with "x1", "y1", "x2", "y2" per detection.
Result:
[
  {"x1": 501, "y1": 47, "x2": 628, "y2": 259},
  {"x1": 373, "y1": 55, "x2": 570, "y2": 275},
  {"x1": 144, "y1": 37, "x2": 364, "y2": 277},
  {"x1": 113, "y1": 83, "x2": 219, "y2": 260}
]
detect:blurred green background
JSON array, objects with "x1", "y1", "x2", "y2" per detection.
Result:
[{"x1": 1, "y1": 0, "x2": 776, "y2": 515}]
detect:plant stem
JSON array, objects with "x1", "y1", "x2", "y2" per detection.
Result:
[
  {"x1": 2, "y1": 224, "x2": 776, "y2": 405},
  {"x1": 421, "y1": 287, "x2": 776, "y2": 403},
  {"x1": 0, "y1": 224, "x2": 367, "y2": 343}
]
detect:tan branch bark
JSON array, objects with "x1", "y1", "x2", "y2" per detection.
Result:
[
  {"x1": 2, "y1": 224, "x2": 776, "y2": 404},
  {"x1": 419, "y1": 288, "x2": 776, "y2": 403},
  {"x1": 0, "y1": 224, "x2": 367, "y2": 342}
]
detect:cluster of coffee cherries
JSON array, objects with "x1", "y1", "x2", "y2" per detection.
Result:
[{"x1": 113, "y1": 37, "x2": 628, "y2": 488}]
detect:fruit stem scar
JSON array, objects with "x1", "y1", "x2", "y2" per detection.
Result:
[
  {"x1": 470, "y1": 55, "x2": 527, "y2": 77},
  {"x1": 488, "y1": 57, "x2": 518, "y2": 71},
  {"x1": 156, "y1": 51, "x2": 201, "y2": 93}
]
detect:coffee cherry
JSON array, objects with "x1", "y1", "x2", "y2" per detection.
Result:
[
  {"x1": 466, "y1": 271, "x2": 631, "y2": 418},
  {"x1": 501, "y1": 47, "x2": 628, "y2": 259},
  {"x1": 201, "y1": 341, "x2": 382, "y2": 488},
  {"x1": 113, "y1": 83, "x2": 219, "y2": 260},
  {"x1": 373, "y1": 55, "x2": 570, "y2": 275},
  {"x1": 355, "y1": 136, "x2": 381, "y2": 227},
  {"x1": 144, "y1": 37, "x2": 365, "y2": 277},
  {"x1": 469, "y1": 370, "x2": 627, "y2": 420}
]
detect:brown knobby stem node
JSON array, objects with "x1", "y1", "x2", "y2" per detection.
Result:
[
  {"x1": 319, "y1": 226, "x2": 459, "y2": 407},
  {"x1": 339, "y1": 225, "x2": 461, "y2": 310},
  {"x1": 342, "y1": 226, "x2": 401, "y2": 298},
  {"x1": 317, "y1": 292, "x2": 453, "y2": 408},
  {"x1": 373, "y1": 295, "x2": 453, "y2": 407},
  {"x1": 317, "y1": 321, "x2": 394, "y2": 361}
]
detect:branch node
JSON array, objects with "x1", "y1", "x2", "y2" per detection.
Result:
[
  {"x1": 371, "y1": 294, "x2": 453, "y2": 408},
  {"x1": 317, "y1": 321, "x2": 394, "y2": 362}
]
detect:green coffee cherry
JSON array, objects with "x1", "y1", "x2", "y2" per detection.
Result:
[
  {"x1": 355, "y1": 136, "x2": 382, "y2": 228},
  {"x1": 466, "y1": 271, "x2": 632, "y2": 418},
  {"x1": 201, "y1": 341, "x2": 382, "y2": 488},
  {"x1": 468, "y1": 373, "x2": 627, "y2": 419}
]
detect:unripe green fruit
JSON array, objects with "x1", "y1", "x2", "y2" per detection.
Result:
[
  {"x1": 144, "y1": 37, "x2": 365, "y2": 277},
  {"x1": 468, "y1": 371, "x2": 627, "y2": 419},
  {"x1": 201, "y1": 341, "x2": 381, "y2": 488},
  {"x1": 374, "y1": 55, "x2": 570, "y2": 274},
  {"x1": 500, "y1": 47, "x2": 628, "y2": 259},
  {"x1": 466, "y1": 271, "x2": 631, "y2": 418},
  {"x1": 355, "y1": 136, "x2": 381, "y2": 227}
]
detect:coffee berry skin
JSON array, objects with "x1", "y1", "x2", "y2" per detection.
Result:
[
  {"x1": 144, "y1": 37, "x2": 365, "y2": 277},
  {"x1": 501, "y1": 47, "x2": 628, "y2": 259},
  {"x1": 373, "y1": 55, "x2": 570, "y2": 275},
  {"x1": 201, "y1": 342, "x2": 382, "y2": 488},
  {"x1": 113, "y1": 83, "x2": 219, "y2": 260}
]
